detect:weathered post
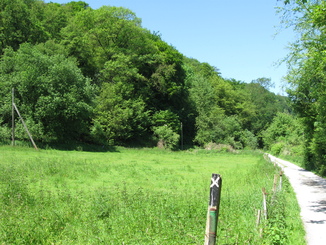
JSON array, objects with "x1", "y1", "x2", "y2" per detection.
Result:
[
  {"x1": 180, "y1": 122, "x2": 183, "y2": 150},
  {"x1": 262, "y1": 187, "x2": 267, "y2": 220},
  {"x1": 273, "y1": 174, "x2": 278, "y2": 193},
  {"x1": 279, "y1": 171, "x2": 283, "y2": 191},
  {"x1": 13, "y1": 103, "x2": 38, "y2": 150},
  {"x1": 12, "y1": 88, "x2": 15, "y2": 146},
  {"x1": 204, "y1": 173, "x2": 222, "y2": 245},
  {"x1": 256, "y1": 209, "x2": 261, "y2": 227}
]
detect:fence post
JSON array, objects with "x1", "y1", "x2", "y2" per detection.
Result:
[
  {"x1": 204, "y1": 173, "x2": 222, "y2": 245},
  {"x1": 273, "y1": 174, "x2": 278, "y2": 193},
  {"x1": 262, "y1": 187, "x2": 268, "y2": 220},
  {"x1": 279, "y1": 171, "x2": 283, "y2": 191},
  {"x1": 256, "y1": 209, "x2": 261, "y2": 226},
  {"x1": 12, "y1": 88, "x2": 15, "y2": 146}
]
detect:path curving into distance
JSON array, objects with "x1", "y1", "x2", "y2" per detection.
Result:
[{"x1": 267, "y1": 154, "x2": 326, "y2": 245}]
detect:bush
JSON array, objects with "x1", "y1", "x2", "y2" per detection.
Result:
[
  {"x1": 0, "y1": 125, "x2": 10, "y2": 143},
  {"x1": 204, "y1": 142, "x2": 236, "y2": 153},
  {"x1": 262, "y1": 113, "x2": 304, "y2": 154},
  {"x1": 240, "y1": 129, "x2": 258, "y2": 149},
  {"x1": 153, "y1": 125, "x2": 180, "y2": 150},
  {"x1": 271, "y1": 142, "x2": 285, "y2": 155},
  {"x1": 0, "y1": 43, "x2": 95, "y2": 142}
]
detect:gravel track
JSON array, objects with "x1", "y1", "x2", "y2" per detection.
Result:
[{"x1": 267, "y1": 154, "x2": 326, "y2": 245}]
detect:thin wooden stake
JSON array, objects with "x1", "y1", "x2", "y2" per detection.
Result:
[
  {"x1": 279, "y1": 171, "x2": 283, "y2": 191},
  {"x1": 273, "y1": 174, "x2": 278, "y2": 193},
  {"x1": 180, "y1": 122, "x2": 183, "y2": 150},
  {"x1": 12, "y1": 88, "x2": 15, "y2": 146},
  {"x1": 262, "y1": 187, "x2": 267, "y2": 220},
  {"x1": 13, "y1": 103, "x2": 38, "y2": 150},
  {"x1": 263, "y1": 153, "x2": 269, "y2": 162},
  {"x1": 256, "y1": 209, "x2": 261, "y2": 226},
  {"x1": 204, "y1": 174, "x2": 222, "y2": 245}
]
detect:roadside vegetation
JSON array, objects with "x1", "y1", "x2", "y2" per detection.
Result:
[{"x1": 0, "y1": 146, "x2": 305, "y2": 244}]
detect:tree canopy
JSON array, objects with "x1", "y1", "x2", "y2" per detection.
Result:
[
  {"x1": 279, "y1": 0, "x2": 326, "y2": 175},
  {"x1": 0, "y1": 0, "x2": 290, "y2": 151}
]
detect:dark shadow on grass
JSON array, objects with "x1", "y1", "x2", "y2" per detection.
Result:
[
  {"x1": 23, "y1": 141, "x2": 119, "y2": 152},
  {"x1": 43, "y1": 142, "x2": 119, "y2": 152}
]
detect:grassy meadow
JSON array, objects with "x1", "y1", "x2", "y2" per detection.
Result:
[{"x1": 0, "y1": 146, "x2": 305, "y2": 244}]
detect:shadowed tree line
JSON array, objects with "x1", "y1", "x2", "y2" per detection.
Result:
[{"x1": 0, "y1": 1, "x2": 292, "y2": 152}]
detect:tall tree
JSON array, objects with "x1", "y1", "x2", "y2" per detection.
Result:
[
  {"x1": 245, "y1": 78, "x2": 289, "y2": 135},
  {"x1": 281, "y1": 0, "x2": 326, "y2": 174},
  {"x1": 0, "y1": 42, "x2": 94, "y2": 142},
  {"x1": 61, "y1": 5, "x2": 191, "y2": 145},
  {"x1": 0, "y1": 0, "x2": 48, "y2": 53}
]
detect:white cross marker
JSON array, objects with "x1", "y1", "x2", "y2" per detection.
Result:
[{"x1": 210, "y1": 177, "x2": 220, "y2": 188}]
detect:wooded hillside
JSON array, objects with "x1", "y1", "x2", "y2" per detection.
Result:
[{"x1": 0, "y1": 1, "x2": 291, "y2": 151}]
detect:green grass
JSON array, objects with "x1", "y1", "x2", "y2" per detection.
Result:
[{"x1": 0, "y1": 146, "x2": 305, "y2": 244}]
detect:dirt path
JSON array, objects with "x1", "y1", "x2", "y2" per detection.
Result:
[{"x1": 267, "y1": 154, "x2": 326, "y2": 245}]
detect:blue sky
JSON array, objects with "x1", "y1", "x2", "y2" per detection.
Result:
[{"x1": 45, "y1": 0, "x2": 296, "y2": 94}]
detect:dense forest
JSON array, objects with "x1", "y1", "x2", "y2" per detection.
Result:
[{"x1": 0, "y1": 0, "x2": 325, "y2": 175}]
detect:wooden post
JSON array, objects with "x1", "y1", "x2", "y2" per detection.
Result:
[
  {"x1": 204, "y1": 174, "x2": 222, "y2": 245},
  {"x1": 12, "y1": 88, "x2": 15, "y2": 146},
  {"x1": 279, "y1": 171, "x2": 283, "y2": 191},
  {"x1": 180, "y1": 122, "x2": 183, "y2": 150},
  {"x1": 256, "y1": 209, "x2": 261, "y2": 226},
  {"x1": 273, "y1": 174, "x2": 278, "y2": 193},
  {"x1": 13, "y1": 103, "x2": 38, "y2": 150},
  {"x1": 263, "y1": 153, "x2": 269, "y2": 162},
  {"x1": 262, "y1": 187, "x2": 267, "y2": 220}
]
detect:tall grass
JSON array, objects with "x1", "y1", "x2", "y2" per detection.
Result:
[{"x1": 0, "y1": 146, "x2": 305, "y2": 244}]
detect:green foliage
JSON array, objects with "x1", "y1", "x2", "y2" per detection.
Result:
[
  {"x1": 60, "y1": 6, "x2": 145, "y2": 78},
  {"x1": 151, "y1": 110, "x2": 180, "y2": 132},
  {"x1": 195, "y1": 112, "x2": 242, "y2": 148},
  {"x1": 0, "y1": 42, "x2": 94, "y2": 142},
  {"x1": 240, "y1": 129, "x2": 258, "y2": 150},
  {"x1": 271, "y1": 142, "x2": 286, "y2": 156},
  {"x1": 0, "y1": 1, "x2": 292, "y2": 149},
  {"x1": 0, "y1": 119, "x2": 10, "y2": 143},
  {"x1": 92, "y1": 82, "x2": 149, "y2": 145},
  {"x1": 0, "y1": 0, "x2": 48, "y2": 53},
  {"x1": 262, "y1": 175, "x2": 306, "y2": 245},
  {"x1": 281, "y1": 0, "x2": 326, "y2": 174},
  {"x1": 153, "y1": 125, "x2": 180, "y2": 149},
  {"x1": 185, "y1": 62, "x2": 243, "y2": 147},
  {"x1": 263, "y1": 112, "x2": 304, "y2": 156},
  {"x1": 184, "y1": 58, "x2": 289, "y2": 148},
  {"x1": 40, "y1": 1, "x2": 89, "y2": 41},
  {"x1": 245, "y1": 79, "x2": 290, "y2": 135}
]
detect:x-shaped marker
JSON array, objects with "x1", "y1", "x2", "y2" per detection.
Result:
[{"x1": 210, "y1": 177, "x2": 220, "y2": 188}]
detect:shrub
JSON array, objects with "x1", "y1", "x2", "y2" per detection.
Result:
[
  {"x1": 0, "y1": 125, "x2": 10, "y2": 143},
  {"x1": 153, "y1": 125, "x2": 180, "y2": 150},
  {"x1": 204, "y1": 142, "x2": 236, "y2": 152},
  {"x1": 240, "y1": 129, "x2": 258, "y2": 149},
  {"x1": 271, "y1": 142, "x2": 285, "y2": 155}
]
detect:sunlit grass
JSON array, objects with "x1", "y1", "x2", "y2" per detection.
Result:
[{"x1": 0, "y1": 146, "x2": 305, "y2": 244}]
